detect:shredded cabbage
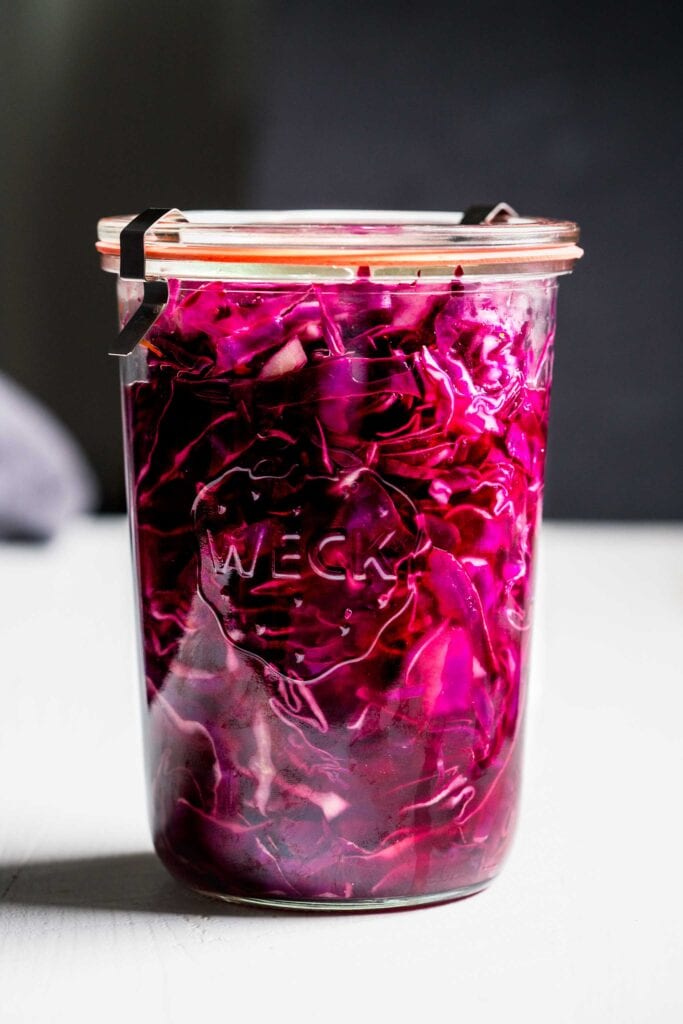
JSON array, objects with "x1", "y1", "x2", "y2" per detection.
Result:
[{"x1": 124, "y1": 274, "x2": 556, "y2": 902}]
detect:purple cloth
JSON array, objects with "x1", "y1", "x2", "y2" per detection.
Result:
[{"x1": 0, "y1": 373, "x2": 97, "y2": 538}]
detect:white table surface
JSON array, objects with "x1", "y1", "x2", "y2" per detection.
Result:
[{"x1": 1, "y1": 518, "x2": 681, "y2": 1023}]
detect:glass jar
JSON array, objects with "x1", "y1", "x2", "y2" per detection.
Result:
[{"x1": 97, "y1": 209, "x2": 582, "y2": 910}]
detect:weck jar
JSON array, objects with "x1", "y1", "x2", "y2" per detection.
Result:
[{"x1": 96, "y1": 207, "x2": 582, "y2": 909}]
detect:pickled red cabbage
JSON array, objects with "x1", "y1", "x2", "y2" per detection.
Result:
[{"x1": 124, "y1": 273, "x2": 556, "y2": 903}]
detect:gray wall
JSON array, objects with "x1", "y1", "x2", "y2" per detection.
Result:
[{"x1": 1, "y1": 0, "x2": 681, "y2": 518}]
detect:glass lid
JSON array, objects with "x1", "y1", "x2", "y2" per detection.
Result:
[{"x1": 97, "y1": 208, "x2": 582, "y2": 279}]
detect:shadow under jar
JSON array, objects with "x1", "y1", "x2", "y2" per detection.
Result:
[{"x1": 97, "y1": 209, "x2": 582, "y2": 910}]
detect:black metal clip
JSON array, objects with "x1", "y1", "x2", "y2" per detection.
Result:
[
  {"x1": 110, "y1": 207, "x2": 185, "y2": 356},
  {"x1": 460, "y1": 202, "x2": 518, "y2": 225}
]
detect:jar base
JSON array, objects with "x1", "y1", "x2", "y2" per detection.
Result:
[{"x1": 191, "y1": 878, "x2": 494, "y2": 912}]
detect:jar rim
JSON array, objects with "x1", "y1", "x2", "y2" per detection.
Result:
[{"x1": 96, "y1": 208, "x2": 582, "y2": 272}]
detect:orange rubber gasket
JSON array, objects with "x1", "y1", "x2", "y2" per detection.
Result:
[{"x1": 96, "y1": 241, "x2": 583, "y2": 267}]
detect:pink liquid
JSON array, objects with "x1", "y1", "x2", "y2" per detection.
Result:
[{"x1": 123, "y1": 275, "x2": 555, "y2": 904}]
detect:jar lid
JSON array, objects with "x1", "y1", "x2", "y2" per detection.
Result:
[{"x1": 96, "y1": 208, "x2": 582, "y2": 280}]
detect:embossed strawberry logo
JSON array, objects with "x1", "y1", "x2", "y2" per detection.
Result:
[{"x1": 193, "y1": 438, "x2": 423, "y2": 683}]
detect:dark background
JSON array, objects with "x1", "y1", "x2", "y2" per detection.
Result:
[{"x1": 1, "y1": 0, "x2": 681, "y2": 518}]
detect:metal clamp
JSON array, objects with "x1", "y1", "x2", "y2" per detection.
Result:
[
  {"x1": 111, "y1": 207, "x2": 185, "y2": 356},
  {"x1": 460, "y1": 202, "x2": 518, "y2": 225}
]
